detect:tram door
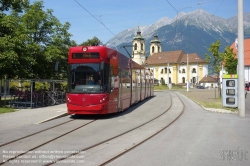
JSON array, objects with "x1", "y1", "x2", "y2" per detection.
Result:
[
  {"x1": 117, "y1": 68, "x2": 122, "y2": 112},
  {"x1": 133, "y1": 70, "x2": 139, "y2": 103}
]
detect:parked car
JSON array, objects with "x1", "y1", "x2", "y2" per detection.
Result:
[
  {"x1": 197, "y1": 86, "x2": 205, "y2": 89},
  {"x1": 245, "y1": 82, "x2": 250, "y2": 91}
]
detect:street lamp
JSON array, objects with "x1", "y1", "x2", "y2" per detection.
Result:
[
  {"x1": 4, "y1": 75, "x2": 7, "y2": 105},
  {"x1": 195, "y1": 57, "x2": 199, "y2": 85},
  {"x1": 187, "y1": 54, "x2": 189, "y2": 92}
]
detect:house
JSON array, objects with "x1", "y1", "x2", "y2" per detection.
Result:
[
  {"x1": 199, "y1": 75, "x2": 218, "y2": 88},
  {"x1": 230, "y1": 38, "x2": 250, "y2": 82}
]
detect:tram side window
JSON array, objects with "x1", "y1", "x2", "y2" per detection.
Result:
[
  {"x1": 102, "y1": 63, "x2": 111, "y2": 92},
  {"x1": 110, "y1": 67, "x2": 119, "y2": 92},
  {"x1": 120, "y1": 69, "x2": 131, "y2": 91}
]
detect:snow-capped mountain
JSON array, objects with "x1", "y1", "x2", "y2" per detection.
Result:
[{"x1": 106, "y1": 9, "x2": 250, "y2": 59}]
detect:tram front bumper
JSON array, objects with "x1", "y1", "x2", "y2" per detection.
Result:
[{"x1": 67, "y1": 103, "x2": 108, "y2": 114}]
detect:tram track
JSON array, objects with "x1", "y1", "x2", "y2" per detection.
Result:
[
  {"x1": 0, "y1": 119, "x2": 74, "y2": 148},
  {"x1": 101, "y1": 92, "x2": 185, "y2": 166},
  {"x1": 0, "y1": 92, "x2": 183, "y2": 166},
  {"x1": 0, "y1": 119, "x2": 97, "y2": 165},
  {"x1": 47, "y1": 92, "x2": 184, "y2": 166}
]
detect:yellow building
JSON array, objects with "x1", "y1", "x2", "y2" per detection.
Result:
[{"x1": 132, "y1": 29, "x2": 208, "y2": 85}]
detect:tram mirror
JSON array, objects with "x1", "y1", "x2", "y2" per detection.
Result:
[{"x1": 100, "y1": 61, "x2": 104, "y2": 70}]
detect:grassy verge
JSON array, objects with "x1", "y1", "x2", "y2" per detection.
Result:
[
  {"x1": 180, "y1": 90, "x2": 238, "y2": 112},
  {"x1": 180, "y1": 90, "x2": 223, "y2": 109},
  {"x1": 154, "y1": 85, "x2": 183, "y2": 91},
  {"x1": 0, "y1": 107, "x2": 16, "y2": 114},
  {"x1": 154, "y1": 86, "x2": 238, "y2": 112},
  {"x1": 0, "y1": 99, "x2": 16, "y2": 114}
]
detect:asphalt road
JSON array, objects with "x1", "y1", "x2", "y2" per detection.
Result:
[{"x1": 108, "y1": 91, "x2": 250, "y2": 166}]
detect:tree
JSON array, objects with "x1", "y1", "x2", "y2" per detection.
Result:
[
  {"x1": 205, "y1": 40, "x2": 223, "y2": 75},
  {"x1": 223, "y1": 46, "x2": 237, "y2": 74},
  {"x1": 0, "y1": 0, "x2": 29, "y2": 37},
  {"x1": 205, "y1": 40, "x2": 238, "y2": 97},
  {"x1": 206, "y1": 40, "x2": 238, "y2": 75},
  {"x1": 0, "y1": 0, "x2": 29, "y2": 78},
  {"x1": 79, "y1": 36, "x2": 102, "y2": 46},
  {"x1": 205, "y1": 40, "x2": 224, "y2": 97},
  {"x1": 0, "y1": 0, "x2": 29, "y2": 12},
  {"x1": 0, "y1": 1, "x2": 74, "y2": 79}
]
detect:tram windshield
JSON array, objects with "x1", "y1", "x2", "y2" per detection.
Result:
[{"x1": 68, "y1": 63, "x2": 110, "y2": 93}]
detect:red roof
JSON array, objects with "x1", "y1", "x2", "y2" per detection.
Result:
[
  {"x1": 145, "y1": 50, "x2": 206, "y2": 65},
  {"x1": 199, "y1": 75, "x2": 218, "y2": 83},
  {"x1": 230, "y1": 38, "x2": 250, "y2": 66}
]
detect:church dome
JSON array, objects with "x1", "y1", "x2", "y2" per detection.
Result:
[
  {"x1": 133, "y1": 29, "x2": 144, "y2": 41},
  {"x1": 150, "y1": 35, "x2": 161, "y2": 43}
]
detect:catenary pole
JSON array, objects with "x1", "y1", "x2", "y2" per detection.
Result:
[
  {"x1": 167, "y1": 62, "x2": 169, "y2": 86},
  {"x1": 187, "y1": 54, "x2": 189, "y2": 92},
  {"x1": 238, "y1": 0, "x2": 245, "y2": 117}
]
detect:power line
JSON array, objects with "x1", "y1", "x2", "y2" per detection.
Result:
[
  {"x1": 165, "y1": 0, "x2": 183, "y2": 48},
  {"x1": 74, "y1": 0, "x2": 116, "y2": 37},
  {"x1": 165, "y1": 0, "x2": 178, "y2": 13},
  {"x1": 73, "y1": 0, "x2": 134, "y2": 52},
  {"x1": 212, "y1": 0, "x2": 225, "y2": 16}
]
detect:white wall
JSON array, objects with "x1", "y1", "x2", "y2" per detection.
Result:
[{"x1": 245, "y1": 67, "x2": 250, "y2": 82}]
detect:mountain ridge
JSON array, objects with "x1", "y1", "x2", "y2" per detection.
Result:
[{"x1": 106, "y1": 9, "x2": 250, "y2": 59}]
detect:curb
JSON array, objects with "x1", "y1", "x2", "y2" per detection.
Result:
[
  {"x1": 35, "y1": 112, "x2": 68, "y2": 124},
  {"x1": 177, "y1": 91, "x2": 239, "y2": 115},
  {"x1": 201, "y1": 106, "x2": 238, "y2": 114}
]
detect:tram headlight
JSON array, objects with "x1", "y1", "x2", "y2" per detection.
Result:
[
  {"x1": 82, "y1": 47, "x2": 87, "y2": 52},
  {"x1": 100, "y1": 95, "x2": 108, "y2": 103}
]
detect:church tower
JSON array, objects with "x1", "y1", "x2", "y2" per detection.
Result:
[
  {"x1": 132, "y1": 27, "x2": 146, "y2": 65},
  {"x1": 149, "y1": 35, "x2": 161, "y2": 57}
]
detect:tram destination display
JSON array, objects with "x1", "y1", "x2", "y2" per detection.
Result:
[{"x1": 72, "y1": 52, "x2": 100, "y2": 59}]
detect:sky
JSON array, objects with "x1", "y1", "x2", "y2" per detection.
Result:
[{"x1": 30, "y1": 0, "x2": 250, "y2": 44}]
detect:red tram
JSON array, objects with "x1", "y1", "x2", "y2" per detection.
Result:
[{"x1": 66, "y1": 46, "x2": 154, "y2": 114}]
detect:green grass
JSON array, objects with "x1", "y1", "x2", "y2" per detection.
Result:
[
  {"x1": 180, "y1": 90, "x2": 238, "y2": 112},
  {"x1": 0, "y1": 106, "x2": 16, "y2": 114},
  {"x1": 154, "y1": 86, "x2": 238, "y2": 112},
  {"x1": 0, "y1": 99, "x2": 16, "y2": 114},
  {"x1": 154, "y1": 85, "x2": 183, "y2": 91},
  {"x1": 182, "y1": 92, "x2": 223, "y2": 109}
]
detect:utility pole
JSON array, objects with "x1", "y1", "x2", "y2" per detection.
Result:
[
  {"x1": 238, "y1": 0, "x2": 245, "y2": 117},
  {"x1": 167, "y1": 62, "x2": 169, "y2": 86},
  {"x1": 187, "y1": 54, "x2": 189, "y2": 92},
  {"x1": 195, "y1": 57, "x2": 199, "y2": 85}
]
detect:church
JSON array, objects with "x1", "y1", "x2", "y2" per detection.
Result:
[{"x1": 131, "y1": 28, "x2": 209, "y2": 86}]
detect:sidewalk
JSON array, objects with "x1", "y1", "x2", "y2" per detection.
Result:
[{"x1": 0, "y1": 104, "x2": 67, "y2": 132}]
